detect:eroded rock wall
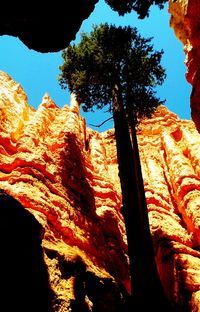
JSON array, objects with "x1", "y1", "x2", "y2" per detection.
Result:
[
  {"x1": 0, "y1": 72, "x2": 199, "y2": 311},
  {"x1": 138, "y1": 109, "x2": 200, "y2": 311},
  {"x1": 169, "y1": 0, "x2": 200, "y2": 131},
  {"x1": 0, "y1": 72, "x2": 129, "y2": 311}
]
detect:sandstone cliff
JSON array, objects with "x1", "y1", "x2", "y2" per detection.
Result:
[
  {"x1": 0, "y1": 71, "x2": 199, "y2": 311},
  {"x1": 169, "y1": 0, "x2": 200, "y2": 131}
]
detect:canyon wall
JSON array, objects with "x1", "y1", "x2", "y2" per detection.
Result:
[
  {"x1": 169, "y1": 0, "x2": 200, "y2": 131},
  {"x1": 0, "y1": 72, "x2": 199, "y2": 311}
]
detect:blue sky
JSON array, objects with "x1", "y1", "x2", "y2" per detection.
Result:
[{"x1": 0, "y1": 1, "x2": 192, "y2": 131}]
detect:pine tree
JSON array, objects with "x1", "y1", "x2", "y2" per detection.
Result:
[{"x1": 59, "y1": 24, "x2": 174, "y2": 311}]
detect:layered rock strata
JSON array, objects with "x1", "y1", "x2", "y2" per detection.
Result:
[
  {"x1": 0, "y1": 72, "x2": 199, "y2": 311},
  {"x1": 169, "y1": 0, "x2": 200, "y2": 131}
]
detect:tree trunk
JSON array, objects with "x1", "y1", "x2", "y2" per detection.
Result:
[{"x1": 112, "y1": 85, "x2": 174, "y2": 311}]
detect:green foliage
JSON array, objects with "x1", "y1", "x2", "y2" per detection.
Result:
[
  {"x1": 105, "y1": 0, "x2": 168, "y2": 18},
  {"x1": 59, "y1": 23, "x2": 166, "y2": 121}
]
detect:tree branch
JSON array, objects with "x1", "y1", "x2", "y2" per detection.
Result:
[{"x1": 89, "y1": 117, "x2": 113, "y2": 128}]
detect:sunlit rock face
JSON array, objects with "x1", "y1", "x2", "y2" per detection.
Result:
[
  {"x1": 169, "y1": 0, "x2": 200, "y2": 131},
  {"x1": 0, "y1": 71, "x2": 200, "y2": 311}
]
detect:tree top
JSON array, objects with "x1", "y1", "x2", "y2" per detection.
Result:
[{"x1": 59, "y1": 24, "x2": 166, "y2": 122}]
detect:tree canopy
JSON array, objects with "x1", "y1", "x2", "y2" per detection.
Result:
[
  {"x1": 59, "y1": 24, "x2": 166, "y2": 124},
  {"x1": 105, "y1": 0, "x2": 168, "y2": 18}
]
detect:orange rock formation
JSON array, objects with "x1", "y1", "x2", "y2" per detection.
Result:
[
  {"x1": 169, "y1": 0, "x2": 200, "y2": 131},
  {"x1": 0, "y1": 71, "x2": 200, "y2": 311}
]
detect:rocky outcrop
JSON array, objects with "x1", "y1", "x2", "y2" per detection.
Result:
[
  {"x1": 0, "y1": 71, "x2": 200, "y2": 311},
  {"x1": 0, "y1": 1, "x2": 98, "y2": 52},
  {"x1": 169, "y1": 0, "x2": 200, "y2": 131}
]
